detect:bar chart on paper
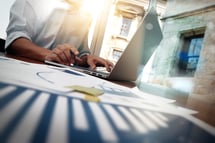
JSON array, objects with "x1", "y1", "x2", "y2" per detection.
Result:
[{"x1": 0, "y1": 82, "x2": 214, "y2": 143}]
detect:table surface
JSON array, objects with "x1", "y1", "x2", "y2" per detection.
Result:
[
  {"x1": 2, "y1": 52, "x2": 215, "y2": 126},
  {"x1": 0, "y1": 52, "x2": 214, "y2": 143}
]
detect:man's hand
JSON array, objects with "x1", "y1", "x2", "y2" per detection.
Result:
[
  {"x1": 86, "y1": 55, "x2": 114, "y2": 72},
  {"x1": 45, "y1": 44, "x2": 114, "y2": 72},
  {"x1": 45, "y1": 44, "x2": 82, "y2": 66}
]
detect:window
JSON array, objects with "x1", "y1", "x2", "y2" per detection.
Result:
[
  {"x1": 119, "y1": 17, "x2": 132, "y2": 37},
  {"x1": 177, "y1": 34, "x2": 204, "y2": 76},
  {"x1": 112, "y1": 49, "x2": 123, "y2": 60},
  {"x1": 187, "y1": 37, "x2": 203, "y2": 70}
]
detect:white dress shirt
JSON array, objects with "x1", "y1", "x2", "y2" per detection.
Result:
[{"x1": 5, "y1": 0, "x2": 91, "y2": 55}]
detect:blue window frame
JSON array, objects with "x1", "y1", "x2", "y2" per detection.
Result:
[{"x1": 178, "y1": 34, "x2": 204, "y2": 76}]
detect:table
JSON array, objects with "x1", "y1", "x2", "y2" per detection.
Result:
[
  {"x1": 4, "y1": 52, "x2": 215, "y2": 126},
  {"x1": 0, "y1": 53, "x2": 214, "y2": 143}
]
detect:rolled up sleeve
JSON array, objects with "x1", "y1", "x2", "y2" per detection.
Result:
[{"x1": 5, "y1": 0, "x2": 35, "y2": 49}]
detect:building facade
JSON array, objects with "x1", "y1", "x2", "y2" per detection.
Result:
[{"x1": 146, "y1": 0, "x2": 215, "y2": 119}]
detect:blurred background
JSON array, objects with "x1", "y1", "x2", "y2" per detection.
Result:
[{"x1": 1, "y1": 1, "x2": 215, "y2": 124}]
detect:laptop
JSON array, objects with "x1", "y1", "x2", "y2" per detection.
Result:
[
  {"x1": 45, "y1": 19, "x2": 142, "y2": 81},
  {"x1": 45, "y1": 5, "x2": 163, "y2": 81}
]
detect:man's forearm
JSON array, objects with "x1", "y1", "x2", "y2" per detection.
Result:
[{"x1": 6, "y1": 37, "x2": 51, "y2": 62}]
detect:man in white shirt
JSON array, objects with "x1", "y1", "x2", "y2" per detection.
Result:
[{"x1": 5, "y1": 0, "x2": 113, "y2": 71}]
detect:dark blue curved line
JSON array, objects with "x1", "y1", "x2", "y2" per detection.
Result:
[{"x1": 36, "y1": 71, "x2": 55, "y2": 84}]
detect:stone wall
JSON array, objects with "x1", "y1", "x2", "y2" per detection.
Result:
[
  {"x1": 191, "y1": 11, "x2": 215, "y2": 97},
  {"x1": 164, "y1": 0, "x2": 215, "y2": 18},
  {"x1": 150, "y1": 0, "x2": 215, "y2": 100}
]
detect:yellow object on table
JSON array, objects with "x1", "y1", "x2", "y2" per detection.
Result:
[
  {"x1": 84, "y1": 95, "x2": 101, "y2": 102},
  {"x1": 66, "y1": 85, "x2": 104, "y2": 102}
]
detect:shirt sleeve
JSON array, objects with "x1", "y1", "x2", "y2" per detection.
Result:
[
  {"x1": 78, "y1": 31, "x2": 91, "y2": 57},
  {"x1": 5, "y1": 0, "x2": 36, "y2": 49}
]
